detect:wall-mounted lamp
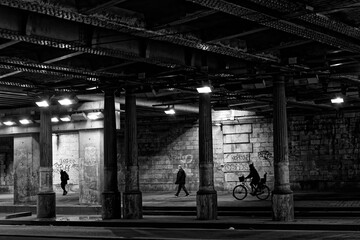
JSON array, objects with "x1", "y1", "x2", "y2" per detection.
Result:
[
  {"x1": 87, "y1": 112, "x2": 104, "y2": 120},
  {"x1": 164, "y1": 106, "x2": 176, "y2": 115},
  {"x1": 331, "y1": 97, "x2": 344, "y2": 104}
]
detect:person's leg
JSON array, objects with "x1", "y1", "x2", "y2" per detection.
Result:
[
  {"x1": 182, "y1": 184, "x2": 189, "y2": 196},
  {"x1": 250, "y1": 182, "x2": 255, "y2": 193},
  {"x1": 175, "y1": 184, "x2": 181, "y2": 196},
  {"x1": 61, "y1": 182, "x2": 66, "y2": 195},
  {"x1": 64, "y1": 183, "x2": 68, "y2": 195}
]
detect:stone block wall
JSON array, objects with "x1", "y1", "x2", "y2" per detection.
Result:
[
  {"x1": 288, "y1": 112, "x2": 360, "y2": 191},
  {"x1": 118, "y1": 110, "x2": 274, "y2": 192},
  {"x1": 79, "y1": 130, "x2": 103, "y2": 204},
  {"x1": 118, "y1": 123, "x2": 201, "y2": 192},
  {"x1": 52, "y1": 133, "x2": 80, "y2": 193},
  {"x1": 220, "y1": 117, "x2": 274, "y2": 191},
  {"x1": 0, "y1": 137, "x2": 13, "y2": 193},
  {"x1": 13, "y1": 135, "x2": 40, "y2": 204}
]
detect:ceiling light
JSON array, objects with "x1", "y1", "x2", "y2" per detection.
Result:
[
  {"x1": 196, "y1": 86, "x2": 212, "y2": 93},
  {"x1": 71, "y1": 112, "x2": 87, "y2": 121},
  {"x1": 331, "y1": 97, "x2": 344, "y2": 104},
  {"x1": 3, "y1": 120, "x2": 16, "y2": 126},
  {"x1": 58, "y1": 95, "x2": 78, "y2": 106},
  {"x1": 19, "y1": 119, "x2": 33, "y2": 125},
  {"x1": 164, "y1": 107, "x2": 176, "y2": 115},
  {"x1": 87, "y1": 112, "x2": 104, "y2": 120},
  {"x1": 51, "y1": 117, "x2": 59, "y2": 123},
  {"x1": 60, "y1": 115, "x2": 71, "y2": 122},
  {"x1": 35, "y1": 100, "x2": 50, "y2": 107}
]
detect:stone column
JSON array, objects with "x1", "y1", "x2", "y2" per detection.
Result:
[
  {"x1": 37, "y1": 109, "x2": 55, "y2": 219},
  {"x1": 101, "y1": 89, "x2": 121, "y2": 219},
  {"x1": 197, "y1": 92, "x2": 217, "y2": 220},
  {"x1": 272, "y1": 76, "x2": 294, "y2": 221},
  {"x1": 123, "y1": 89, "x2": 142, "y2": 219}
]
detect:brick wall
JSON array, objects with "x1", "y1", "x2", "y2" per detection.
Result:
[
  {"x1": 0, "y1": 137, "x2": 13, "y2": 193},
  {"x1": 119, "y1": 110, "x2": 275, "y2": 192},
  {"x1": 288, "y1": 112, "x2": 360, "y2": 191},
  {"x1": 52, "y1": 133, "x2": 80, "y2": 193}
]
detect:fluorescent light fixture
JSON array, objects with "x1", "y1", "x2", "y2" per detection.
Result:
[
  {"x1": 51, "y1": 117, "x2": 59, "y2": 123},
  {"x1": 36, "y1": 100, "x2": 50, "y2": 107},
  {"x1": 3, "y1": 120, "x2": 16, "y2": 126},
  {"x1": 331, "y1": 97, "x2": 344, "y2": 104},
  {"x1": 60, "y1": 115, "x2": 71, "y2": 122},
  {"x1": 87, "y1": 112, "x2": 104, "y2": 120},
  {"x1": 58, "y1": 96, "x2": 78, "y2": 106},
  {"x1": 19, "y1": 119, "x2": 32, "y2": 125},
  {"x1": 164, "y1": 108, "x2": 176, "y2": 115},
  {"x1": 71, "y1": 112, "x2": 87, "y2": 121},
  {"x1": 196, "y1": 86, "x2": 212, "y2": 93}
]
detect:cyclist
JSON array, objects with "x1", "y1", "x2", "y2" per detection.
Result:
[{"x1": 245, "y1": 162, "x2": 260, "y2": 195}]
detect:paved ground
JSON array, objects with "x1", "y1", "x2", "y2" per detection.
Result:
[{"x1": 0, "y1": 191, "x2": 360, "y2": 230}]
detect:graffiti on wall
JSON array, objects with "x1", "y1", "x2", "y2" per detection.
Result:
[
  {"x1": 168, "y1": 153, "x2": 193, "y2": 164},
  {"x1": 80, "y1": 146, "x2": 99, "y2": 204},
  {"x1": 258, "y1": 150, "x2": 273, "y2": 166},
  {"x1": 53, "y1": 158, "x2": 78, "y2": 173},
  {"x1": 223, "y1": 162, "x2": 249, "y2": 172},
  {"x1": 14, "y1": 148, "x2": 38, "y2": 203}
]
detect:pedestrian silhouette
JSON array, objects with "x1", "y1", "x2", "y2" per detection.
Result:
[
  {"x1": 175, "y1": 165, "x2": 189, "y2": 197},
  {"x1": 60, "y1": 169, "x2": 69, "y2": 195}
]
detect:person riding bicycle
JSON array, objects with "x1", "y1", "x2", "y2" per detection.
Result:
[{"x1": 245, "y1": 163, "x2": 260, "y2": 195}]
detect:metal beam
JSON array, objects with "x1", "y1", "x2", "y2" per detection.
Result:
[
  {"x1": 207, "y1": 27, "x2": 268, "y2": 43},
  {"x1": 153, "y1": 10, "x2": 217, "y2": 30},
  {"x1": 0, "y1": 0, "x2": 278, "y2": 62},
  {"x1": 187, "y1": 0, "x2": 360, "y2": 53},
  {"x1": 0, "y1": 40, "x2": 20, "y2": 50},
  {"x1": 82, "y1": 0, "x2": 128, "y2": 14},
  {"x1": 0, "y1": 52, "x2": 85, "y2": 80}
]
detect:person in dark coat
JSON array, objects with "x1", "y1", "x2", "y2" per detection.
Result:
[
  {"x1": 175, "y1": 165, "x2": 189, "y2": 197},
  {"x1": 60, "y1": 169, "x2": 69, "y2": 195},
  {"x1": 245, "y1": 163, "x2": 260, "y2": 195}
]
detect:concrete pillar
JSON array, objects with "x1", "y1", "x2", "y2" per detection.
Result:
[
  {"x1": 37, "y1": 109, "x2": 56, "y2": 219},
  {"x1": 101, "y1": 89, "x2": 121, "y2": 219},
  {"x1": 123, "y1": 89, "x2": 142, "y2": 219},
  {"x1": 272, "y1": 76, "x2": 294, "y2": 221},
  {"x1": 197, "y1": 92, "x2": 217, "y2": 220}
]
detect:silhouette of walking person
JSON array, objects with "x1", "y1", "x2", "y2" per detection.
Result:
[
  {"x1": 60, "y1": 169, "x2": 69, "y2": 195},
  {"x1": 175, "y1": 165, "x2": 189, "y2": 197}
]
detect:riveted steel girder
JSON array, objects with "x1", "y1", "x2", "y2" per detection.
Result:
[
  {"x1": 247, "y1": 0, "x2": 360, "y2": 41},
  {"x1": 188, "y1": 0, "x2": 360, "y2": 53},
  {"x1": 0, "y1": 0, "x2": 278, "y2": 62}
]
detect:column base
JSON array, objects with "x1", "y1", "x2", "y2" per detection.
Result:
[
  {"x1": 37, "y1": 192, "x2": 56, "y2": 219},
  {"x1": 272, "y1": 192, "x2": 294, "y2": 221},
  {"x1": 123, "y1": 191, "x2": 143, "y2": 219},
  {"x1": 196, "y1": 190, "x2": 217, "y2": 220},
  {"x1": 101, "y1": 191, "x2": 121, "y2": 219}
]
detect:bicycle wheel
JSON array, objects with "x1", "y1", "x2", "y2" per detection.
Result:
[
  {"x1": 255, "y1": 185, "x2": 270, "y2": 200},
  {"x1": 233, "y1": 185, "x2": 247, "y2": 200}
]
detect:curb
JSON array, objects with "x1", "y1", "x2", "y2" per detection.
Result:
[{"x1": 0, "y1": 217, "x2": 360, "y2": 231}]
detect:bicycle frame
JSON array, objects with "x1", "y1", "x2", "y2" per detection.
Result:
[
  {"x1": 240, "y1": 179, "x2": 253, "y2": 191},
  {"x1": 233, "y1": 176, "x2": 270, "y2": 200}
]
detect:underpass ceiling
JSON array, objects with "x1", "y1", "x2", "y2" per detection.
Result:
[{"x1": 0, "y1": 0, "x2": 359, "y2": 119}]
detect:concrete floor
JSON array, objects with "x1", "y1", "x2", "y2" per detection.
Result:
[{"x1": 1, "y1": 190, "x2": 360, "y2": 208}]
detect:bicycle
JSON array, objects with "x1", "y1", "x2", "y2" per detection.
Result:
[{"x1": 232, "y1": 173, "x2": 270, "y2": 200}]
